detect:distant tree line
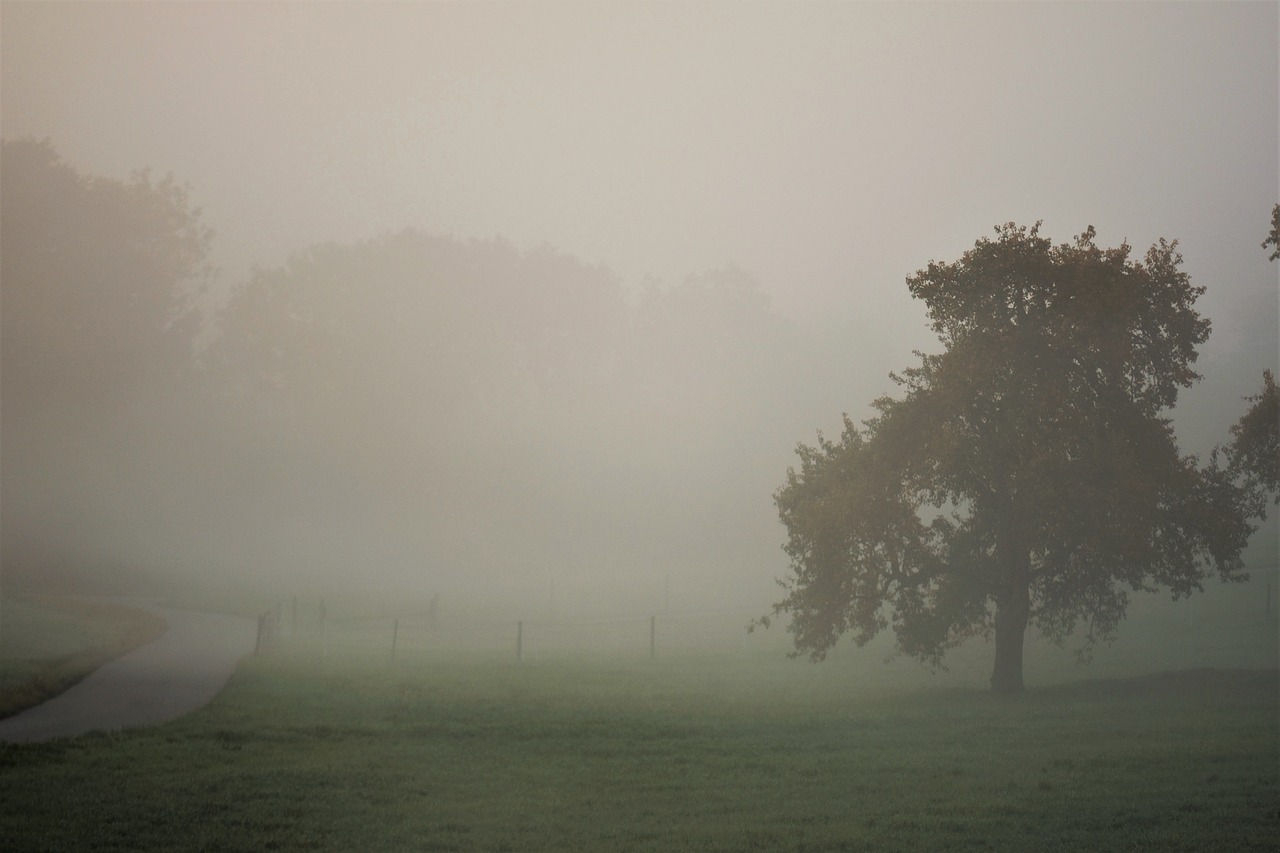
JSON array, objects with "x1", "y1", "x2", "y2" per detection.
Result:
[{"x1": 0, "y1": 139, "x2": 816, "y2": 597}]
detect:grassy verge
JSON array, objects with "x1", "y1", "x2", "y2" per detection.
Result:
[
  {"x1": 0, "y1": 651, "x2": 1274, "y2": 851},
  {"x1": 0, "y1": 596, "x2": 168, "y2": 719}
]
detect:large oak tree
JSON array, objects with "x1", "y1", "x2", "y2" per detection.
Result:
[{"x1": 762, "y1": 223, "x2": 1255, "y2": 692}]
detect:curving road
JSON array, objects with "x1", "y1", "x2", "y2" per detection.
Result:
[{"x1": 0, "y1": 604, "x2": 257, "y2": 743}]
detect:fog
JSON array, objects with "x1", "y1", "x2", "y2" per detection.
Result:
[{"x1": 2, "y1": 3, "x2": 1276, "y2": 640}]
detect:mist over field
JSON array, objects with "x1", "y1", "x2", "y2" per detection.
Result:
[{"x1": 1, "y1": 1, "x2": 1276, "y2": 668}]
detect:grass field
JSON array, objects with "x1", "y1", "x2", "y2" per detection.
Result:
[
  {"x1": 0, "y1": 643, "x2": 1276, "y2": 851},
  {"x1": 0, "y1": 595, "x2": 167, "y2": 719}
]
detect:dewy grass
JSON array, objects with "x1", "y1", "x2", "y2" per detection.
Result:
[{"x1": 0, "y1": 652, "x2": 1276, "y2": 852}]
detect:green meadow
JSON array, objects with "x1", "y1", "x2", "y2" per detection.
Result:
[{"x1": 1, "y1": 588, "x2": 1277, "y2": 852}]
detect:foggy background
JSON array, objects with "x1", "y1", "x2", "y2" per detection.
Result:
[{"x1": 1, "y1": 3, "x2": 1276, "y2": 631}]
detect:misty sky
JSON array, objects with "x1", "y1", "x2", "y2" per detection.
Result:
[
  {"x1": 1, "y1": 2, "x2": 1277, "y2": 609},
  {"x1": 4, "y1": 3, "x2": 1274, "y2": 318}
]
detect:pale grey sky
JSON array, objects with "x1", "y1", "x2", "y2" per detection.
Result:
[{"x1": 4, "y1": 2, "x2": 1274, "y2": 328}]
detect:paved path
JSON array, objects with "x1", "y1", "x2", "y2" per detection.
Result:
[{"x1": 0, "y1": 604, "x2": 257, "y2": 743}]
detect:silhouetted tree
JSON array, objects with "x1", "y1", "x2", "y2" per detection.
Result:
[
  {"x1": 207, "y1": 230, "x2": 817, "y2": 587},
  {"x1": 0, "y1": 138, "x2": 211, "y2": 417},
  {"x1": 1223, "y1": 213, "x2": 1280, "y2": 504},
  {"x1": 205, "y1": 231, "x2": 641, "y2": 570},
  {"x1": 1263, "y1": 203, "x2": 1279, "y2": 262},
  {"x1": 1225, "y1": 207, "x2": 1280, "y2": 506},
  {"x1": 1226, "y1": 370, "x2": 1278, "y2": 507},
  {"x1": 0, "y1": 138, "x2": 214, "y2": 579},
  {"x1": 759, "y1": 223, "x2": 1255, "y2": 692},
  {"x1": 209, "y1": 232, "x2": 628, "y2": 482}
]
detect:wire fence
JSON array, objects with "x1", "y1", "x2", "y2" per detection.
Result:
[
  {"x1": 252, "y1": 568, "x2": 1279, "y2": 666},
  {"x1": 253, "y1": 597, "x2": 776, "y2": 663}
]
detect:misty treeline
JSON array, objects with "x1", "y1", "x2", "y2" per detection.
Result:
[{"x1": 1, "y1": 139, "x2": 855, "y2": 611}]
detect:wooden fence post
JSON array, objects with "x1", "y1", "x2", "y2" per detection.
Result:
[
  {"x1": 517, "y1": 620, "x2": 523, "y2": 662},
  {"x1": 650, "y1": 614, "x2": 656, "y2": 659}
]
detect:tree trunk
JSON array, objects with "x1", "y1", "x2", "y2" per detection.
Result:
[
  {"x1": 990, "y1": 587, "x2": 1029, "y2": 693},
  {"x1": 991, "y1": 512, "x2": 1031, "y2": 693}
]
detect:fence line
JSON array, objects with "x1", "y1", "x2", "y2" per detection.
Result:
[
  {"x1": 254, "y1": 596, "x2": 773, "y2": 662},
  {"x1": 256, "y1": 578, "x2": 1279, "y2": 663},
  {"x1": 254, "y1": 605, "x2": 281, "y2": 655}
]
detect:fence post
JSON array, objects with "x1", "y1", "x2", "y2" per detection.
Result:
[
  {"x1": 391, "y1": 618, "x2": 399, "y2": 660},
  {"x1": 320, "y1": 599, "x2": 328, "y2": 661},
  {"x1": 291, "y1": 596, "x2": 297, "y2": 639},
  {"x1": 254, "y1": 611, "x2": 265, "y2": 655},
  {"x1": 650, "y1": 614, "x2": 656, "y2": 659},
  {"x1": 517, "y1": 620, "x2": 523, "y2": 662}
]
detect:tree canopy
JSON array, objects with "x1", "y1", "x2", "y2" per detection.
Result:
[
  {"x1": 1224, "y1": 206, "x2": 1280, "y2": 507},
  {"x1": 1263, "y1": 203, "x2": 1279, "y2": 262},
  {"x1": 0, "y1": 138, "x2": 817, "y2": 601},
  {"x1": 0, "y1": 138, "x2": 213, "y2": 578},
  {"x1": 204, "y1": 229, "x2": 808, "y2": 593},
  {"x1": 761, "y1": 223, "x2": 1255, "y2": 692},
  {"x1": 1226, "y1": 370, "x2": 1278, "y2": 506},
  {"x1": 0, "y1": 138, "x2": 210, "y2": 416}
]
